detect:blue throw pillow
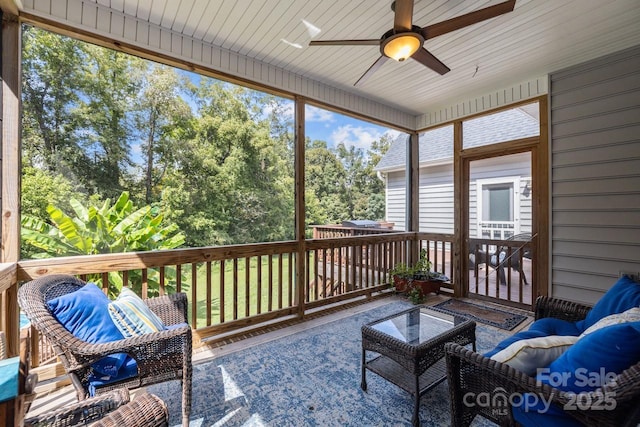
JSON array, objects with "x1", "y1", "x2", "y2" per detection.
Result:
[
  {"x1": 528, "y1": 317, "x2": 582, "y2": 337},
  {"x1": 512, "y1": 403, "x2": 584, "y2": 427},
  {"x1": 47, "y1": 283, "x2": 127, "y2": 377},
  {"x1": 576, "y1": 275, "x2": 640, "y2": 331},
  {"x1": 537, "y1": 321, "x2": 640, "y2": 394},
  {"x1": 513, "y1": 321, "x2": 640, "y2": 424}
]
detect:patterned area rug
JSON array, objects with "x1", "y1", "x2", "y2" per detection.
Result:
[
  {"x1": 148, "y1": 300, "x2": 510, "y2": 426},
  {"x1": 431, "y1": 299, "x2": 528, "y2": 331}
]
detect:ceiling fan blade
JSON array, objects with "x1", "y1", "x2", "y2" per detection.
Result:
[
  {"x1": 411, "y1": 48, "x2": 450, "y2": 75},
  {"x1": 393, "y1": 0, "x2": 414, "y2": 32},
  {"x1": 309, "y1": 39, "x2": 380, "y2": 46},
  {"x1": 420, "y1": 0, "x2": 516, "y2": 39},
  {"x1": 354, "y1": 56, "x2": 388, "y2": 86}
]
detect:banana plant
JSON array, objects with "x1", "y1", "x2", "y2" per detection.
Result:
[{"x1": 21, "y1": 191, "x2": 185, "y2": 297}]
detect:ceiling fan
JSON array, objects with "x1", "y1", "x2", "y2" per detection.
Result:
[{"x1": 309, "y1": 0, "x2": 516, "y2": 86}]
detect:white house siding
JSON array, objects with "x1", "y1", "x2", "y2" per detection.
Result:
[
  {"x1": 386, "y1": 153, "x2": 532, "y2": 236},
  {"x1": 468, "y1": 153, "x2": 533, "y2": 238},
  {"x1": 550, "y1": 44, "x2": 640, "y2": 305},
  {"x1": 419, "y1": 164, "x2": 454, "y2": 234},
  {"x1": 386, "y1": 171, "x2": 406, "y2": 231}
]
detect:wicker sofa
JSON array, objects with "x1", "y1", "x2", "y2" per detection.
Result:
[
  {"x1": 445, "y1": 295, "x2": 640, "y2": 427},
  {"x1": 18, "y1": 274, "x2": 192, "y2": 427}
]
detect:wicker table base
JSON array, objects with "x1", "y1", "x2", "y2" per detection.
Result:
[{"x1": 361, "y1": 305, "x2": 476, "y2": 427}]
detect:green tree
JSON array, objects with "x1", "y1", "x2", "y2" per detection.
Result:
[
  {"x1": 74, "y1": 45, "x2": 145, "y2": 199},
  {"x1": 134, "y1": 65, "x2": 192, "y2": 204},
  {"x1": 305, "y1": 139, "x2": 349, "y2": 224},
  {"x1": 21, "y1": 26, "x2": 87, "y2": 175},
  {"x1": 161, "y1": 81, "x2": 294, "y2": 246},
  {"x1": 21, "y1": 192, "x2": 185, "y2": 296}
]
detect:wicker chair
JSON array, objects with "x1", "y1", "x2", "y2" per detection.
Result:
[
  {"x1": 445, "y1": 296, "x2": 640, "y2": 426},
  {"x1": 25, "y1": 388, "x2": 169, "y2": 427},
  {"x1": 18, "y1": 274, "x2": 192, "y2": 427}
]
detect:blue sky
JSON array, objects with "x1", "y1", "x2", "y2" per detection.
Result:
[{"x1": 304, "y1": 105, "x2": 401, "y2": 151}]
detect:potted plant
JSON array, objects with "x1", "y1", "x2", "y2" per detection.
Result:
[
  {"x1": 390, "y1": 249, "x2": 449, "y2": 299},
  {"x1": 389, "y1": 262, "x2": 414, "y2": 293}
]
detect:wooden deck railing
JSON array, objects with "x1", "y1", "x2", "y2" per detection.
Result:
[
  {"x1": 417, "y1": 233, "x2": 455, "y2": 289},
  {"x1": 9, "y1": 231, "x2": 459, "y2": 371},
  {"x1": 468, "y1": 236, "x2": 534, "y2": 306}
]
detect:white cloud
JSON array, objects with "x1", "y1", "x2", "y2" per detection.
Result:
[
  {"x1": 330, "y1": 125, "x2": 380, "y2": 150},
  {"x1": 385, "y1": 129, "x2": 403, "y2": 140},
  {"x1": 305, "y1": 105, "x2": 335, "y2": 123},
  {"x1": 261, "y1": 99, "x2": 294, "y2": 119},
  {"x1": 330, "y1": 126, "x2": 404, "y2": 151}
]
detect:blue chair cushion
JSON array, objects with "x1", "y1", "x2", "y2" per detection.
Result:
[
  {"x1": 47, "y1": 283, "x2": 127, "y2": 377},
  {"x1": 575, "y1": 275, "x2": 640, "y2": 331}
]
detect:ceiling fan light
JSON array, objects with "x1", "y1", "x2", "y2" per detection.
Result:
[{"x1": 383, "y1": 34, "x2": 421, "y2": 61}]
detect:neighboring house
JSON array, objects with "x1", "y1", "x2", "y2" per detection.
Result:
[{"x1": 376, "y1": 107, "x2": 540, "y2": 239}]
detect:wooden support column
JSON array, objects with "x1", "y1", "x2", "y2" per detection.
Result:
[
  {"x1": 294, "y1": 96, "x2": 306, "y2": 318},
  {"x1": 1, "y1": 11, "x2": 21, "y2": 356},
  {"x1": 536, "y1": 95, "x2": 550, "y2": 297},
  {"x1": 453, "y1": 121, "x2": 465, "y2": 297},
  {"x1": 406, "y1": 132, "x2": 419, "y2": 264}
]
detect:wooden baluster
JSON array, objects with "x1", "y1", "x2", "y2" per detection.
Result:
[
  {"x1": 277, "y1": 254, "x2": 283, "y2": 309},
  {"x1": 175, "y1": 265, "x2": 181, "y2": 293},
  {"x1": 314, "y1": 249, "x2": 319, "y2": 300},
  {"x1": 267, "y1": 254, "x2": 273, "y2": 312},
  {"x1": 141, "y1": 269, "x2": 148, "y2": 298},
  {"x1": 159, "y1": 266, "x2": 166, "y2": 296},
  {"x1": 191, "y1": 263, "x2": 198, "y2": 327},
  {"x1": 257, "y1": 255, "x2": 262, "y2": 315},
  {"x1": 288, "y1": 252, "x2": 293, "y2": 307},
  {"x1": 233, "y1": 258, "x2": 239, "y2": 320},
  {"x1": 206, "y1": 261, "x2": 212, "y2": 326},
  {"x1": 219, "y1": 260, "x2": 225, "y2": 323},
  {"x1": 245, "y1": 257, "x2": 251, "y2": 318}
]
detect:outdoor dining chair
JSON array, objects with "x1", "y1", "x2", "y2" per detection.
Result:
[{"x1": 470, "y1": 232, "x2": 533, "y2": 285}]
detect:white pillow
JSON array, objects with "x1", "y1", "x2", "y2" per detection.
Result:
[
  {"x1": 490, "y1": 335, "x2": 579, "y2": 376},
  {"x1": 580, "y1": 306, "x2": 640, "y2": 337}
]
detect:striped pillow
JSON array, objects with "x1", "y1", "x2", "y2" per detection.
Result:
[{"x1": 108, "y1": 288, "x2": 165, "y2": 337}]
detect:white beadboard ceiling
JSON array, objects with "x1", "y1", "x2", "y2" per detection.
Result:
[{"x1": 16, "y1": 0, "x2": 640, "y2": 122}]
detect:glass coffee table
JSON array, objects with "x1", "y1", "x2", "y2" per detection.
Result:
[{"x1": 361, "y1": 305, "x2": 476, "y2": 426}]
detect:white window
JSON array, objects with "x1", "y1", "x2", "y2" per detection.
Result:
[{"x1": 476, "y1": 177, "x2": 520, "y2": 240}]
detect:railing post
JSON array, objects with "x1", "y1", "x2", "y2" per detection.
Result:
[
  {"x1": 294, "y1": 96, "x2": 306, "y2": 318},
  {"x1": 1, "y1": 11, "x2": 22, "y2": 356},
  {"x1": 453, "y1": 120, "x2": 465, "y2": 297},
  {"x1": 407, "y1": 132, "x2": 420, "y2": 265}
]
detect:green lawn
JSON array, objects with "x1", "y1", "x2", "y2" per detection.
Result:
[{"x1": 180, "y1": 254, "x2": 304, "y2": 328}]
